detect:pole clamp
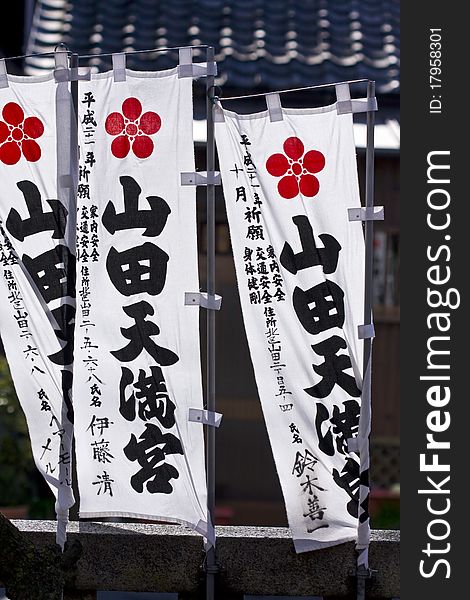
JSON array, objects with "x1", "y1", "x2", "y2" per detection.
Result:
[
  {"x1": 205, "y1": 564, "x2": 220, "y2": 574},
  {"x1": 335, "y1": 82, "x2": 378, "y2": 115},
  {"x1": 181, "y1": 172, "x2": 222, "y2": 186},
  {"x1": 54, "y1": 50, "x2": 91, "y2": 82},
  {"x1": 185, "y1": 292, "x2": 222, "y2": 310},
  {"x1": 189, "y1": 408, "x2": 223, "y2": 428},
  {"x1": 178, "y1": 47, "x2": 217, "y2": 79},
  {"x1": 0, "y1": 59, "x2": 8, "y2": 88},
  {"x1": 337, "y1": 97, "x2": 378, "y2": 115},
  {"x1": 355, "y1": 565, "x2": 377, "y2": 579},
  {"x1": 358, "y1": 324, "x2": 375, "y2": 340},
  {"x1": 348, "y1": 206, "x2": 384, "y2": 222}
]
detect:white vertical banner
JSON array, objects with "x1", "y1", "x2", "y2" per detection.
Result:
[
  {"x1": 215, "y1": 101, "x2": 365, "y2": 551},
  {"x1": 74, "y1": 67, "x2": 210, "y2": 538},
  {"x1": 0, "y1": 72, "x2": 76, "y2": 526}
]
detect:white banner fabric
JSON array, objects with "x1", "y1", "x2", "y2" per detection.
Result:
[
  {"x1": 0, "y1": 72, "x2": 76, "y2": 518},
  {"x1": 74, "y1": 68, "x2": 210, "y2": 539},
  {"x1": 215, "y1": 102, "x2": 365, "y2": 552}
]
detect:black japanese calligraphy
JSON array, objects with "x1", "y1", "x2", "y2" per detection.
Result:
[
  {"x1": 236, "y1": 186, "x2": 247, "y2": 202},
  {"x1": 305, "y1": 336, "x2": 361, "y2": 399},
  {"x1": 107, "y1": 243, "x2": 168, "y2": 296},
  {"x1": 102, "y1": 176, "x2": 170, "y2": 236},
  {"x1": 315, "y1": 400, "x2": 360, "y2": 456},
  {"x1": 91, "y1": 439, "x2": 114, "y2": 464},
  {"x1": 82, "y1": 109, "x2": 97, "y2": 127},
  {"x1": 87, "y1": 415, "x2": 114, "y2": 437},
  {"x1": 21, "y1": 245, "x2": 76, "y2": 365},
  {"x1": 40, "y1": 437, "x2": 52, "y2": 459},
  {"x1": 6, "y1": 180, "x2": 68, "y2": 242},
  {"x1": 82, "y1": 92, "x2": 95, "y2": 108},
  {"x1": 93, "y1": 471, "x2": 114, "y2": 496},
  {"x1": 292, "y1": 449, "x2": 319, "y2": 478},
  {"x1": 23, "y1": 245, "x2": 75, "y2": 303},
  {"x1": 332, "y1": 456, "x2": 360, "y2": 519},
  {"x1": 280, "y1": 216, "x2": 341, "y2": 275},
  {"x1": 289, "y1": 422, "x2": 303, "y2": 444},
  {"x1": 303, "y1": 495, "x2": 329, "y2": 532},
  {"x1": 244, "y1": 206, "x2": 261, "y2": 224},
  {"x1": 77, "y1": 184, "x2": 90, "y2": 200},
  {"x1": 0, "y1": 223, "x2": 18, "y2": 265},
  {"x1": 293, "y1": 281, "x2": 345, "y2": 335},
  {"x1": 47, "y1": 305, "x2": 75, "y2": 366},
  {"x1": 300, "y1": 474, "x2": 326, "y2": 494},
  {"x1": 85, "y1": 151, "x2": 96, "y2": 167},
  {"x1": 246, "y1": 225, "x2": 264, "y2": 241},
  {"x1": 111, "y1": 301, "x2": 179, "y2": 365},
  {"x1": 119, "y1": 366, "x2": 176, "y2": 429},
  {"x1": 124, "y1": 423, "x2": 183, "y2": 494}
]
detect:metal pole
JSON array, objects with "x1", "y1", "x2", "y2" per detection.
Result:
[
  {"x1": 220, "y1": 78, "x2": 369, "y2": 102},
  {"x1": 68, "y1": 52, "x2": 80, "y2": 525},
  {"x1": 23, "y1": 0, "x2": 36, "y2": 54},
  {"x1": 1, "y1": 44, "x2": 209, "y2": 64},
  {"x1": 70, "y1": 53, "x2": 79, "y2": 185},
  {"x1": 70, "y1": 53, "x2": 79, "y2": 114},
  {"x1": 205, "y1": 45, "x2": 217, "y2": 600},
  {"x1": 356, "y1": 80, "x2": 376, "y2": 600}
]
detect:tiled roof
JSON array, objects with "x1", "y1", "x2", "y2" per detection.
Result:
[{"x1": 25, "y1": 0, "x2": 399, "y2": 93}]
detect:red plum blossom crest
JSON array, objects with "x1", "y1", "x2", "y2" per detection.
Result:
[
  {"x1": 105, "y1": 97, "x2": 161, "y2": 159},
  {"x1": 266, "y1": 136, "x2": 325, "y2": 199},
  {"x1": 0, "y1": 102, "x2": 44, "y2": 165}
]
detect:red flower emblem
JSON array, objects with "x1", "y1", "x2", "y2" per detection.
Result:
[
  {"x1": 0, "y1": 102, "x2": 44, "y2": 165},
  {"x1": 105, "y1": 97, "x2": 161, "y2": 159},
  {"x1": 266, "y1": 137, "x2": 325, "y2": 199}
]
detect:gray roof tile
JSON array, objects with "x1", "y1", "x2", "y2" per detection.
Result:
[{"x1": 25, "y1": 0, "x2": 399, "y2": 93}]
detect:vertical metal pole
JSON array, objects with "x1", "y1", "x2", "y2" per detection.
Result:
[
  {"x1": 70, "y1": 52, "x2": 79, "y2": 193},
  {"x1": 70, "y1": 53, "x2": 79, "y2": 115},
  {"x1": 69, "y1": 52, "x2": 80, "y2": 524},
  {"x1": 356, "y1": 80, "x2": 376, "y2": 599},
  {"x1": 23, "y1": 0, "x2": 36, "y2": 54},
  {"x1": 205, "y1": 45, "x2": 217, "y2": 600}
]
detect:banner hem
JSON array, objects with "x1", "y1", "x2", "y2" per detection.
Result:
[
  {"x1": 79, "y1": 511, "x2": 209, "y2": 538},
  {"x1": 293, "y1": 533, "x2": 357, "y2": 554}
]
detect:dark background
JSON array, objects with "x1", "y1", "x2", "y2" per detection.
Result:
[{"x1": 401, "y1": 2, "x2": 467, "y2": 597}]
